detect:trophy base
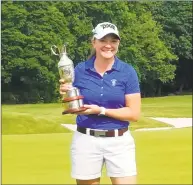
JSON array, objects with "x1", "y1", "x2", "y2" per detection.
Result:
[{"x1": 62, "y1": 107, "x2": 88, "y2": 115}]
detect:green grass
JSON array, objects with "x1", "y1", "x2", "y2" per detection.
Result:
[
  {"x1": 2, "y1": 95, "x2": 192, "y2": 184},
  {"x1": 2, "y1": 103, "x2": 74, "y2": 134},
  {"x1": 2, "y1": 95, "x2": 192, "y2": 134},
  {"x1": 141, "y1": 95, "x2": 192, "y2": 117},
  {"x1": 2, "y1": 128, "x2": 192, "y2": 184}
]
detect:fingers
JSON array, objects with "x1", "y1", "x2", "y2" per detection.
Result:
[
  {"x1": 59, "y1": 79, "x2": 65, "y2": 84},
  {"x1": 60, "y1": 84, "x2": 72, "y2": 94},
  {"x1": 59, "y1": 90, "x2": 66, "y2": 95},
  {"x1": 83, "y1": 104, "x2": 100, "y2": 115},
  {"x1": 59, "y1": 79, "x2": 73, "y2": 94},
  {"x1": 73, "y1": 109, "x2": 91, "y2": 115}
]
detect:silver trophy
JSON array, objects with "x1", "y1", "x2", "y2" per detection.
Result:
[{"x1": 51, "y1": 44, "x2": 87, "y2": 114}]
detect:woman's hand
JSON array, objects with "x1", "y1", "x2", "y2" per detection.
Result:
[
  {"x1": 59, "y1": 79, "x2": 101, "y2": 115},
  {"x1": 74, "y1": 104, "x2": 101, "y2": 115},
  {"x1": 59, "y1": 79, "x2": 73, "y2": 95}
]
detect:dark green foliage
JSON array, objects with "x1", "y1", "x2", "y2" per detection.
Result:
[
  {"x1": 149, "y1": 1, "x2": 192, "y2": 94},
  {"x1": 1, "y1": 1, "x2": 192, "y2": 103}
]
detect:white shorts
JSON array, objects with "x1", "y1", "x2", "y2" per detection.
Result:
[{"x1": 70, "y1": 129, "x2": 137, "y2": 180}]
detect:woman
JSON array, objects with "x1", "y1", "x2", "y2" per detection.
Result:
[{"x1": 60, "y1": 22, "x2": 141, "y2": 185}]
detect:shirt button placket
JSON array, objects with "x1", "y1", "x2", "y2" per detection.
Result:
[{"x1": 101, "y1": 78, "x2": 103, "y2": 98}]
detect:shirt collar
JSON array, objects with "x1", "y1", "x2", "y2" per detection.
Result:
[
  {"x1": 85, "y1": 56, "x2": 95, "y2": 70},
  {"x1": 85, "y1": 55, "x2": 121, "y2": 71}
]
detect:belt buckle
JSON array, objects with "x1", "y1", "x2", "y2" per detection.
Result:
[{"x1": 94, "y1": 130, "x2": 106, "y2": 137}]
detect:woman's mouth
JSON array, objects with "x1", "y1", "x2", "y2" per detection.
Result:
[{"x1": 102, "y1": 50, "x2": 113, "y2": 53}]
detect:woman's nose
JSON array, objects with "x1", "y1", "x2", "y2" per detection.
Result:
[
  {"x1": 104, "y1": 41, "x2": 112, "y2": 47},
  {"x1": 105, "y1": 44, "x2": 111, "y2": 48}
]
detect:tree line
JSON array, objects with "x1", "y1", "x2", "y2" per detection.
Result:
[{"x1": 1, "y1": 1, "x2": 192, "y2": 104}]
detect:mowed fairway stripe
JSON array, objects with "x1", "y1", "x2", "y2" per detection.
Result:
[
  {"x1": 2, "y1": 128, "x2": 192, "y2": 184},
  {"x1": 2, "y1": 133, "x2": 76, "y2": 184},
  {"x1": 134, "y1": 127, "x2": 192, "y2": 184}
]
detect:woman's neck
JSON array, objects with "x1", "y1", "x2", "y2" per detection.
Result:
[{"x1": 94, "y1": 56, "x2": 115, "y2": 76}]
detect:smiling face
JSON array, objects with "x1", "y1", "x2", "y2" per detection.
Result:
[{"x1": 92, "y1": 34, "x2": 120, "y2": 59}]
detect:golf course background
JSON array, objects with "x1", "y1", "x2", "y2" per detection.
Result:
[{"x1": 2, "y1": 95, "x2": 192, "y2": 184}]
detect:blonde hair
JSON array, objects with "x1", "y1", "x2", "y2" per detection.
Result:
[
  {"x1": 87, "y1": 48, "x2": 96, "y2": 60},
  {"x1": 87, "y1": 37, "x2": 96, "y2": 60}
]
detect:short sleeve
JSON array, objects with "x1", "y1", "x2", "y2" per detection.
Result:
[{"x1": 125, "y1": 66, "x2": 140, "y2": 94}]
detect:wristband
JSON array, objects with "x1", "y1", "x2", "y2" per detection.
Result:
[{"x1": 98, "y1": 107, "x2": 106, "y2": 116}]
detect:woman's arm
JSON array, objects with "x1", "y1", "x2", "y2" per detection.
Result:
[
  {"x1": 105, "y1": 93, "x2": 141, "y2": 122},
  {"x1": 81, "y1": 93, "x2": 141, "y2": 122}
]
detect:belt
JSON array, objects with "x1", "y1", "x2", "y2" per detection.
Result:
[{"x1": 77, "y1": 126, "x2": 128, "y2": 137}]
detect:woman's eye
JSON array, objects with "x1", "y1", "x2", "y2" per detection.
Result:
[
  {"x1": 99, "y1": 39, "x2": 118, "y2": 43},
  {"x1": 112, "y1": 40, "x2": 118, "y2": 43}
]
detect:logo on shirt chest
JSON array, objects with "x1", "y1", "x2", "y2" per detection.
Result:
[{"x1": 111, "y1": 79, "x2": 117, "y2": 87}]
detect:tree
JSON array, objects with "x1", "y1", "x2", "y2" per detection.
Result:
[
  {"x1": 2, "y1": 1, "x2": 74, "y2": 103},
  {"x1": 2, "y1": 1, "x2": 183, "y2": 103},
  {"x1": 85, "y1": 2, "x2": 177, "y2": 96},
  {"x1": 149, "y1": 1, "x2": 192, "y2": 94}
]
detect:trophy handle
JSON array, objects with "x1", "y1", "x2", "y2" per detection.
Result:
[
  {"x1": 51, "y1": 45, "x2": 60, "y2": 56},
  {"x1": 51, "y1": 44, "x2": 68, "y2": 57},
  {"x1": 62, "y1": 44, "x2": 67, "y2": 54}
]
